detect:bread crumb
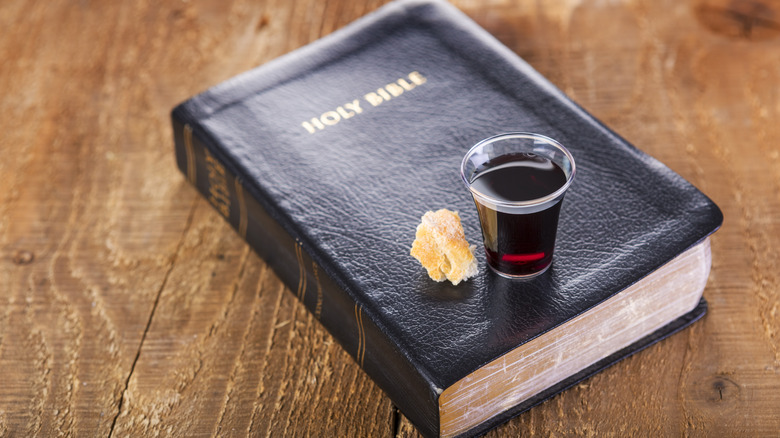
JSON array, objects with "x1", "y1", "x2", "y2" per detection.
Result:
[{"x1": 410, "y1": 209, "x2": 478, "y2": 285}]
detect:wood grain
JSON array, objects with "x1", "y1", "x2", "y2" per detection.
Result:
[{"x1": 1, "y1": 0, "x2": 778, "y2": 436}]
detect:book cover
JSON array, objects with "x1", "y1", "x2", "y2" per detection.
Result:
[{"x1": 170, "y1": 0, "x2": 723, "y2": 436}]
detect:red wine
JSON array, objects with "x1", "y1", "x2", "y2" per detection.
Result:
[{"x1": 470, "y1": 153, "x2": 567, "y2": 277}]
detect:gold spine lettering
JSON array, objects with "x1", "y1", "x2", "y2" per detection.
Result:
[
  {"x1": 183, "y1": 124, "x2": 197, "y2": 184},
  {"x1": 385, "y1": 82, "x2": 404, "y2": 97},
  {"x1": 364, "y1": 91, "x2": 383, "y2": 107},
  {"x1": 204, "y1": 149, "x2": 231, "y2": 218}
]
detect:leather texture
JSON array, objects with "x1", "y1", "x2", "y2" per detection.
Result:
[{"x1": 172, "y1": 0, "x2": 723, "y2": 436}]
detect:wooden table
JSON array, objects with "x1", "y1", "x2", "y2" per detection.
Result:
[{"x1": 2, "y1": 0, "x2": 778, "y2": 436}]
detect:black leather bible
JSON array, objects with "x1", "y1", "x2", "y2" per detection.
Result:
[{"x1": 170, "y1": 0, "x2": 723, "y2": 436}]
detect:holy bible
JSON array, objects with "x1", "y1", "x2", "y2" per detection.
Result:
[{"x1": 170, "y1": 0, "x2": 723, "y2": 436}]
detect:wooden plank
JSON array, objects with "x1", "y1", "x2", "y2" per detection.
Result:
[
  {"x1": 110, "y1": 203, "x2": 393, "y2": 436},
  {"x1": 0, "y1": 1, "x2": 197, "y2": 435},
  {"x1": 0, "y1": 0, "x2": 779, "y2": 436}
]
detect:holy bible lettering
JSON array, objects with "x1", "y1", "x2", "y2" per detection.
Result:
[{"x1": 301, "y1": 71, "x2": 427, "y2": 134}]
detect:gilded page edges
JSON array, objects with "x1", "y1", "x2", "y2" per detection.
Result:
[{"x1": 438, "y1": 239, "x2": 712, "y2": 437}]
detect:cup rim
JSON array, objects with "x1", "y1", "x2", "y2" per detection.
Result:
[{"x1": 460, "y1": 132, "x2": 576, "y2": 207}]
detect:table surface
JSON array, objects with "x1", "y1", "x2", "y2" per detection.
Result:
[{"x1": 2, "y1": 0, "x2": 779, "y2": 436}]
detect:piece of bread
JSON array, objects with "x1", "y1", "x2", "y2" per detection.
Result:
[{"x1": 410, "y1": 209, "x2": 478, "y2": 285}]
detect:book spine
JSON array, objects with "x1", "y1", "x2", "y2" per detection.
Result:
[{"x1": 171, "y1": 114, "x2": 440, "y2": 438}]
